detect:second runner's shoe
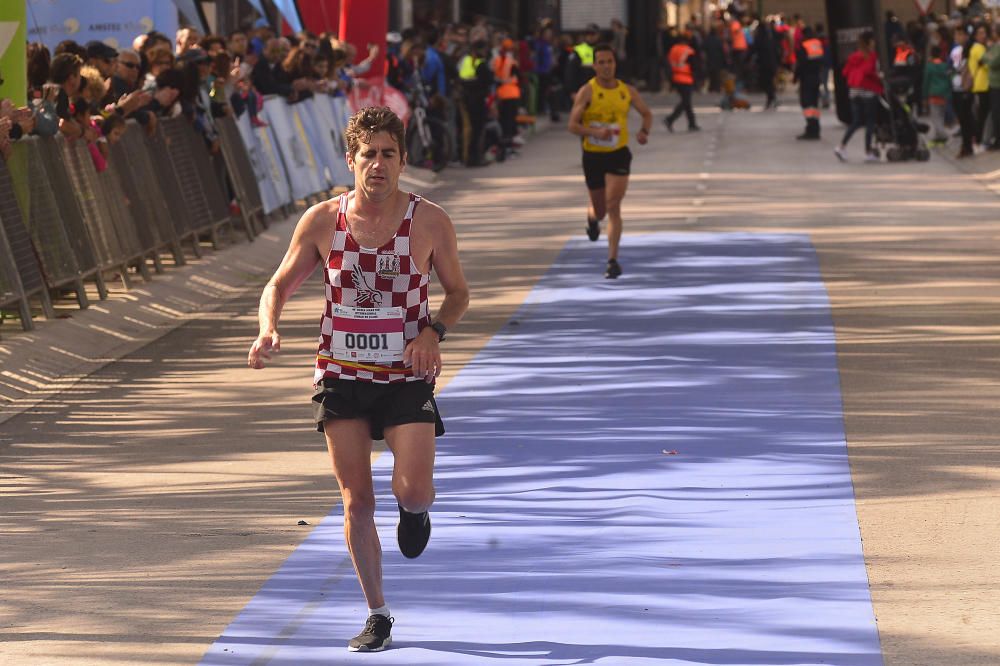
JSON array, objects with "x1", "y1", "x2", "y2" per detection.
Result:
[
  {"x1": 397, "y1": 504, "x2": 431, "y2": 559},
  {"x1": 586, "y1": 217, "x2": 600, "y2": 242},
  {"x1": 605, "y1": 258, "x2": 622, "y2": 279},
  {"x1": 348, "y1": 614, "x2": 393, "y2": 652}
]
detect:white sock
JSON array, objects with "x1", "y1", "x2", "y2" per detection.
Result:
[{"x1": 368, "y1": 604, "x2": 390, "y2": 618}]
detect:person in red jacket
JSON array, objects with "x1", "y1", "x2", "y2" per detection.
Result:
[{"x1": 834, "y1": 31, "x2": 884, "y2": 162}]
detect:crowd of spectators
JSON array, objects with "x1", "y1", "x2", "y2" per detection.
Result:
[{"x1": 4, "y1": 6, "x2": 999, "y2": 171}]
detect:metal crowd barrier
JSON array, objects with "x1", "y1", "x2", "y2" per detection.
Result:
[
  {"x1": 2, "y1": 91, "x2": 359, "y2": 331},
  {"x1": 0, "y1": 150, "x2": 55, "y2": 330},
  {"x1": 216, "y1": 115, "x2": 267, "y2": 235}
]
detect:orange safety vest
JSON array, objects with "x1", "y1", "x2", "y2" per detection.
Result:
[
  {"x1": 802, "y1": 38, "x2": 824, "y2": 60},
  {"x1": 893, "y1": 45, "x2": 914, "y2": 66},
  {"x1": 730, "y1": 20, "x2": 747, "y2": 51},
  {"x1": 668, "y1": 43, "x2": 694, "y2": 85},
  {"x1": 493, "y1": 55, "x2": 520, "y2": 100}
]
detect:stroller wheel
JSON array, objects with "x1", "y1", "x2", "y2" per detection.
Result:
[
  {"x1": 915, "y1": 148, "x2": 931, "y2": 162},
  {"x1": 886, "y1": 147, "x2": 902, "y2": 162}
]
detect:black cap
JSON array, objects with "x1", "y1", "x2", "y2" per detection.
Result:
[
  {"x1": 586, "y1": 23, "x2": 601, "y2": 33},
  {"x1": 85, "y1": 40, "x2": 118, "y2": 60},
  {"x1": 178, "y1": 48, "x2": 211, "y2": 64}
]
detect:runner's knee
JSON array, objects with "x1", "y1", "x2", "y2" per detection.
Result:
[
  {"x1": 342, "y1": 489, "x2": 377, "y2": 522},
  {"x1": 393, "y1": 478, "x2": 435, "y2": 513}
]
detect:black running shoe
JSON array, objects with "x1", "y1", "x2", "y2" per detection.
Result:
[
  {"x1": 397, "y1": 505, "x2": 431, "y2": 559},
  {"x1": 348, "y1": 614, "x2": 393, "y2": 652},
  {"x1": 586, "y1": 218, "x2": 600, "y2": 242},
  {"x1": 605, "y1": 258, "x2": 622, "y2": 279},
  {"x1": 663, "y1": 116, "x2": 674, "y2": 133}
]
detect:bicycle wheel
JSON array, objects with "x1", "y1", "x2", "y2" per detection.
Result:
[{"x1": 425, "y1": 118, "x2": 453, "y2": 172}]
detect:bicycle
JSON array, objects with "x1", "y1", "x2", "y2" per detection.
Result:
[{"x1": 405, "y1": 80, "x2": 453, "y2": 172}]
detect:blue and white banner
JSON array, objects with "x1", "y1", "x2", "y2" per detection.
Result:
[{"x1": 26, "y1": 0, "x2": 178, "y2": 53}]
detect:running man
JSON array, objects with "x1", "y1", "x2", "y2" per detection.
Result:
[
  {"x1": 247, "y1": 106, "x2": 470, "y2": 652},
  {"x1": 568, "y1": 43, "x2": 653, "y2": 279}
]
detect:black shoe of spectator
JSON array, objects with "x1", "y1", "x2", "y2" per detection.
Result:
[
  {"x1": 663, "y1": 116, "x2": 674, "y2": 133},
  {"x1": 689, "y1": 125, "x2": 701, "y2": 132}
]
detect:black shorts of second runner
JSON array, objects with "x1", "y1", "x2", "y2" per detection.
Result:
[
  {"x1": 582, "y1": 147, "x2": 632, "y2": 191},
  {"x1": 312, "y1": 377, "x2": 445, "y2": 439}
]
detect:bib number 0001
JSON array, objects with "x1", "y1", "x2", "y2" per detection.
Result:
[
  {"x1": 342, "y1": 333, "x2": 391, "y2": 351},
  {"x1": 331, "y1": 305, "x2": 405, "y2": 362}
]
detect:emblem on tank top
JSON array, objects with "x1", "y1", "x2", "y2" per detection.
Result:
[
  {"x1": 351, "y1": 264, "x2": 382, "y2": 306},
  {"x1": 377, "y1": 252, "x2": 401, "y2": 279}
]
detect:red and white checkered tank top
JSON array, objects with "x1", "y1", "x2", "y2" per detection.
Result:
[{"x1": 314, "y1": 193, "x2": 431, "y2": 384}]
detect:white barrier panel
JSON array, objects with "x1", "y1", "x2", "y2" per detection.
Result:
[
  {"x1": 262, "y1": 96, "x2": 323, "y2": 201},
  {"x1": 312, "y1": 97, "x2": 353, "y2": 186},
  {"x1": 235, "y1": 112, "x2": 289, "y2": 214},
  {"x1": 297, "y1": 98, "x2": 336, "y2": 188}
]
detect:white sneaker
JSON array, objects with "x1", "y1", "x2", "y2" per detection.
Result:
[
  {"x1": 973, "y1": 143, "x2": 986, "y2": 155},
  {"x1": 833, "y1": 146, "x2": 847, "y2": 162},
  {"x1": 864, "y1": 152, "x2": 880, "y2": 163}
]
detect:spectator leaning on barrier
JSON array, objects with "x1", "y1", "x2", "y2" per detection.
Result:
[
  {"x1": 281, "y1": 47, "x2": 317, "y2": 103},
  {"x1": 85, "y1": 40, "x2": 118, "y2": 79},
  {"x1": 176, "y1": 27, "x2": 202, "y2": 56},
  {"x1": 48, "y1": 52, "x2": 84, "y2": 139},
  {"x1": 252, "y1": 38, "x2": 296, "y2": 100}
]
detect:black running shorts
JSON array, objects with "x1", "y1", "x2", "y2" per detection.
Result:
[
  {"x1": 312, "y1": 378, "x2": 445, "y2": 439},
  {"x1": 582, "y1": 147, "x2": 632, "y2": 191}
]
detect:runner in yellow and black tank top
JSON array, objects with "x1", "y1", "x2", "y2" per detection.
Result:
[
  {"x1": 581, "y1": 78, "x2": 632, "y2": 152},
  {"x1": 569, "y1": 43, "x2": 653, "y2": 280}
]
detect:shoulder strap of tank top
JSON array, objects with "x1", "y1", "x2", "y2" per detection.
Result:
[{"x1": 398, "y1": 193, "x2": 421, "y2": 238}]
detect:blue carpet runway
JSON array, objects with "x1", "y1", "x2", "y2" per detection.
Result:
[{"x1": 201, "y1": 232, "x2": 883, "y2": 665}]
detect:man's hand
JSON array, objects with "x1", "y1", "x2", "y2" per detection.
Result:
[
  {"x1": 403, "y1": 328, "x2": 441, "y2": 383},
  {"x1": 248, "y1": 331, "x2": 281, "y2": 369},
  {"x1": 637, "y1": 128, "x2": 649, "y2": 145},
  {"x1": 593, "y1": 126, "x2": 613, "y2": 141},
  {"x1": 117, "y1": 90, "x2": 152, "y2": 115}
]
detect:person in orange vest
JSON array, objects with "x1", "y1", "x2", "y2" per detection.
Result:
[
  {"x1": 568, "y1": 43, "x2": 653, "y2": 279},
  {"x1": 890, "y1": 34, "x2": 919, "y2": 109},
  {"x1": 729, "y1": 12, "x2": 749, "y2": 90},
  {"x1": 794, "y1": 26, "x2": 825, "y2": 140},
  {"x1": 664, "y1": 33, "x2": 700, "y2": 132},
  {"x1": 492, "y1": 38, "x2": 521, "y2": 159}
]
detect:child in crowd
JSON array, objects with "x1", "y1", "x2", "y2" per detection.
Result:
[{"x1": 922, "y1": 45, "x2": 951, "y2": 146}]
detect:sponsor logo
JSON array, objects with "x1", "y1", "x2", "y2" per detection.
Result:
[{"x1": 421, "y1": 400, "x2": 436, "y2": 413}]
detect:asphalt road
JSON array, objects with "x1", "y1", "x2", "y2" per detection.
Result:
[{"x1": 2, "y1": 91, "x2": 999, "y2": 665}]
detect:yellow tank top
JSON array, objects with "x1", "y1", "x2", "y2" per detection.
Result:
[{"x1": 581, "y1": 78, "x2": 631, "y2": 153}]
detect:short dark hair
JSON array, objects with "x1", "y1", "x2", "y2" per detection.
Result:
[
  {"x1": 49, "y1": 53, "x2": 82, "y2": 84},
  {"x1": 54, "y1": 39, "x2": 87, "y2": 59},
  {"x1": 592, "y1": 42, "x2": 615, "y2": 59},
  {"x1": 344, "y1": 106, "x2": 405, "y2": 161}
]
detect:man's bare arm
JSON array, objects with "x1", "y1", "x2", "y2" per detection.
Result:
[
  {"x1": 247, "y1": 206, "x2": 326, "y2": 369},
  {"x1": 403, "y1": 206, "x2": 470, "y2": 382},
  {"x1": 628, "y1": 85, "x2": 653, "y2": 143},
  {"x1": 567, "y1": 84, "x2": 602, "y2": 139}
]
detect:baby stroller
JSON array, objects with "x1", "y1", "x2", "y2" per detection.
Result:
[{"x1": 874, "y1": 75, "x2": 930, "y2": 162}]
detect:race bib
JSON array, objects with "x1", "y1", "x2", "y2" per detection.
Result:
[
  {"x1": 331, "y1": 305, "x2": 405, "y2": 362},
  {"x1": 588, "y1": 121, "x2": 620, "y2": 148}
]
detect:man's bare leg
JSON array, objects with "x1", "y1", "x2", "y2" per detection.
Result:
[
  {"x1": 384, "y1": 422, "x2": 436, "y2": 513},
  {"x1": 324, "y1": 418, "x2": 383, "y2": 608},
  {"x1": 604, "y1": 173, "x2": 630, "y2": 263}
]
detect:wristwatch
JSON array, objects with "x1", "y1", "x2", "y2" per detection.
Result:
[{"x1": 430, "y1": 321, "x2": 447, "y2": 342}]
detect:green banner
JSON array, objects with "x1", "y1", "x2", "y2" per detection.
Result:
[{"x1": 0, "y1": 0, "x2": 27, "y2": 106}]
